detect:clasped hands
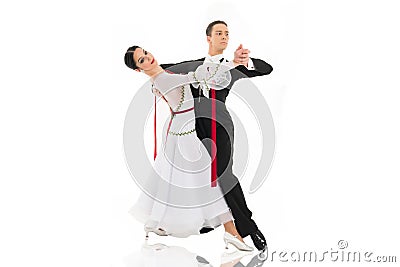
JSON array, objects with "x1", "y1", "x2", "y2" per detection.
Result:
[{"x1": 233, "y1": 44, "x2": 250, "y2": 67}]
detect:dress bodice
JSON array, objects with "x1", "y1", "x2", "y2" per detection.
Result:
[{"x1": 152, "y1": 72, "x2": 194, "y2": 112}]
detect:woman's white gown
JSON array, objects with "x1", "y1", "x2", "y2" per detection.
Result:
[{"x1": 130, "y1": 67, "x2": 233, "y2": 237}]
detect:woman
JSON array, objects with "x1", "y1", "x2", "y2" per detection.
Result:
[{"x1": 124, "y1": 46, "x2": 252, "y2": 251}]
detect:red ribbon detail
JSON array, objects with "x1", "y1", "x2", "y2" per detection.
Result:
[
  {"x1": 153, "y1": 95, "x2": 157, "y2": 160},
  {"x1": 165, "y1": 106, "x2": 195, "y2": 144},
  {"x1": 154, "y1": 69, "x2": 174, "y2": 161},
  {"x1": 153, "y1": 93, "x2": 194, "y2": 161},
  {"x1": 211, "y1": 89, "x2": 217, "y2": 187}
]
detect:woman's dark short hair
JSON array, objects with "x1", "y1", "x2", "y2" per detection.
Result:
[
  {"x1": 205, "y1": 20, "x2": 228, "y2": 36},
  {"x1": 124, "y1": 45, "x2": 140, "y2": 70}
]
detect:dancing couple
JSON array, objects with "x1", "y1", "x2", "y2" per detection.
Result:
[{"x1": 124, "y1": 20, "x2": 273, "y2": 252}]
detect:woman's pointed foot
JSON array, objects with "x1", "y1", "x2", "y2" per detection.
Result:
[
  {"x1": 224, "y1": 232, "x2": 254, "y2": 251},
  {"x1": 144, "y1": 225, "x2": 168, "y2": 239}
]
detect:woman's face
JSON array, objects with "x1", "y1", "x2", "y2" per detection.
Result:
[{"x1": 133, "y1": 48, "x2": 158, "y2": 71}]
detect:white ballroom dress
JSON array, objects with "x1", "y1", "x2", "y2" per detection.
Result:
[{"x1": 130, "y1": 65, "x2": 234, "y2": 238}]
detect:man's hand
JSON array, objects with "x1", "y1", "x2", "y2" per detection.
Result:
[{"x1": 233, "y1": 44, "x2": 250, "y2": 67}]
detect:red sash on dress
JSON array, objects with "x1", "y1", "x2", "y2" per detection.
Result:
[
  {"x1": 153, "y1": 95, "x2": 157, "y2": 160},
  {"x1": 153, "y1": 69, "x2": 174, "y2": 160},
  {"x1": 210, "y1": 89, "x2": 217, "y2": 187}
]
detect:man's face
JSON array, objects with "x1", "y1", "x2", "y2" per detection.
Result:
[{"x1": 207, "y1": 23, "x2": 229, "y2": 52}]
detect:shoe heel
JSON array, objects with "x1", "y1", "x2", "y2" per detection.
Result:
[
  {"x1": 224, "y1": 232, "x2": 254, "y2": 252},
  {"x1": 225, "y1": 240, "x2": 229, "y2": 249}
]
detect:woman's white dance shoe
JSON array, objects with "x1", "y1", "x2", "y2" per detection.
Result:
[
  {"x1": 224, "y1": 232, "x2": 254, "y2": 251},
  {"x1": 144, "y1": 226, "x2": 168, "y2": 239}
]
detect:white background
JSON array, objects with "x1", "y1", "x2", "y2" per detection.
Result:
[{"x1": 1, "y1": 0, "x2": 399, "y2": 266}]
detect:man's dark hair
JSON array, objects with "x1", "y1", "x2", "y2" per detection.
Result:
[{"x1": 206, "y1": 20, "x2": 228, "y2": 36}]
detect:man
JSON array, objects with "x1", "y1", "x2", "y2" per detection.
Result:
[{"x1": 161, "y1": 20, "x2": 273, "y2": 251}]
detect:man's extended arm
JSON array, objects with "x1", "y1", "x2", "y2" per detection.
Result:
[
  {"x1": 160, "y1": 58, "x2": 204, "y2": 74},
  {"x1": 233, "y1": 44, "x2": 273, "y2": 77},
  {"x1": 235, "y1": 58, "x2": 273, "y2": 78}
]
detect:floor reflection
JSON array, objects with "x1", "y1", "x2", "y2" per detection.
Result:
[{"x1": 123, "y1": 241, "x2": 267, "y2": 267}]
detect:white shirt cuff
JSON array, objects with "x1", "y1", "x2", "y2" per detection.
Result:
[{"x1": 246, "y1": 58, "x2": 255, "y2": 70}]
